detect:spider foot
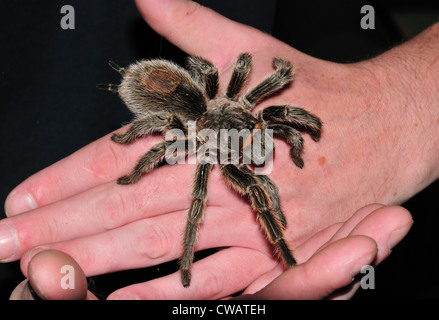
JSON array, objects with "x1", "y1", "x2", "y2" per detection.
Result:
[
  {"x1": 292, "y1": 156, "x2": 304, "y2": 169},
  {"x1": 117, "y1": 174, "x2": 140, "y2": 185},
  {"x1": 181, "y1": 269, "x2": 191, "y2": 288},
  {"x1": 96, "y1": 84, "x2": 119, "y2": 92},
  {"x1": 277, "y1": 238, "x2": 297, "y2": 267},
  {"x1": 111, "y1": 133, "x2": 132, "y2": 144},
  {"x1": 290, "y1": 149, "x2": 304, "y2": 169},
  {"x1": 310, "y1": 130, "x2": 321, "y2": 142},
  {"x1": 108, "y1": 60, "x2": 125, "y2": 75}
]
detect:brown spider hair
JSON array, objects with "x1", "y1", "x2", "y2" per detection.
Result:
[{"x1": 98, "y1": 53, "x2": 322, "y2": 287}]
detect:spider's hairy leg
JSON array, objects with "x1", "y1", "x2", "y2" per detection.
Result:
[
  {"x1": 180, "y1": 163, "x2": 212, "y2": 287},
  {"x1": 112, "y1": 114, "x2": 186, "y2": 144},
  {"x1": 117, "y1": 141, "x2": 171, "y2": 185},
  {"x1": 117, "y1": 137, "x2": 189, "y2": 185},
  {"x1": 270, "y1": 124, "x2": 305, "y2": 169},
  {"x1": 96, "y1": 84, "x2": 119, "y2": 92},
  {"x1": 187, "y1": 56, "x2": 219, "y2": 99},
  {"x1": 108, "y1": 60, "x2": 126, "y2": 75},
  {"x1": 259, "y1": 105, "x2": 322, "y2": 142},
  {"x1": 220, "y1": 164, "x2": 296, "y2": 267},
  {"x1": 226, "y1": 52, "x2": 252, "y2": 100},
  {"x1": 253, "y1": 172, "x2": 287, "y2": 228},
  {"x1": 241, "y1": 58, "x2": 294, "y2": 110},
  {"x1": 96, "y1": 61, "x2": 126, "y2": 91}
]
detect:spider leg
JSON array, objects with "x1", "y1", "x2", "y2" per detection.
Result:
[
  {"x1": 112, "y1": 114, "x2": 186, "y2": 144},
  {"x1": 108, "y1": 60, "x2": 126, "y2": 75},
  {"x1": 241, "y1": 58, "x2": 294, "y2": 110},
  {"x1": 117, "y1": 136, "x2": 191, "y2": 185},
  {"x1": 117, "y1": 140, "x2": 170, "y2": 185},
  {"x1": 259, "y1": 105, "x2": 322, "y2": 142},
  {"x1": 270, "y1": 124, "x2": 305, "y2": 168},
  {"x1": 226, "y1": 52, "x2": 252, "y2": 100},
  {"x1": 96, "y1": 61, "x2": 126, "y2": 91},
  {"x1": 249, "y1": 168, "x2": 287, "y2": 228},
  {"x1": 220, "y1": 164, "x2": 296, "y2": 267},
  {"x1": 187, "y1": 56, "x2": 219, "y2": 99},
  {"x1": 180, "y1": 163, "x2": 213, "y2": 287},
  {"x1": 96, "y1": 84, "x2": 119, "y2": 92}
]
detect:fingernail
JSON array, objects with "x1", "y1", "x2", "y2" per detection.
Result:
[
  {"x1": 111, "y1": 291, "x2": 140, "y2": 300},
  {"x1": 27, "y1": 246, "x2": 48, "y2": 261},
  {"x1": 5, "y1": 190, "x2": 38, "y2": 217},
  {"x1": 388, "y1": 223, "x2": 413, "y2": 251},
  {"x1": 0, "y1": 224, "x2": 19, "y2": 262}
]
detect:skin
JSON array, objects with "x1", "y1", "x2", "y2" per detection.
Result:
[
  {"x1": 2, "y1": 0, "x2": 438, "y2": 299},
  {"x1": 9, "y1": 205, "x2": 413, "y2": 300}
]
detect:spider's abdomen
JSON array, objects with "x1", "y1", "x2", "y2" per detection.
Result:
[{"x1": 118, "y1": 60, "x2": 207, "y2": 121}]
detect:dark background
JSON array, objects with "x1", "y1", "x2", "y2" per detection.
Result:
[{"x1": 0, "y1": 0, "x2": 438, "y2": 300}]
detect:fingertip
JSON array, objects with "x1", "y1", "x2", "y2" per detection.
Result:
[
  {"x1": 135, "y1": 0, "x2": 201, "y2": 40},
  {"x1": 134, "y1": 0, "x2": 256, "y2": 60},
  {"x1": 350, "y1": 205, "x2": 413, "y2": 263},
  {"x1": 382, "y1": 205, "x2": 413, "y2": 225},
  {"x1": 27, "y1": 249, "x2": 88, "y2": 300},
  {"x1": 4, "y1": 189, "x2": 38, "y2": 217},
  {"x1": 251, "y1": 236, "x2": 377, "y2": 300},
  {"x1": 108, "y1": 290, "x2": 141, "y2": 300}
]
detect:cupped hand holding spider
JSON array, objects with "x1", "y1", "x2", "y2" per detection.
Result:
[
  {"x1": 10, "y1": 205, "x2": 412, "y2": 300},
  {"x1": 3, "y1": 0, "x2": 438, "y2": 299}
]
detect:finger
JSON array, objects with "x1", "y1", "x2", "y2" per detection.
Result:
[
  {"x1": 27, "y1": 249, "x2": 90, "y2": 300},
  {"x1": 107, "y1": 247, "x2": 277, "y2": 300},
  {"x1": 0, "y1": 171, "x2": 182, "y2": 262},
  {"x1": 327, "y1": 205, "x2": 413, "y2": 300},
  {"x1": 244, "y1": 236, "x2": 378, "y2": 300},
  {"x1": 242, "y1": 222, "x2": 344, "y2": 295},
  {"x1": 135, "y1": 0, "x2": 263, "y2": 63},
  {"x1": 327, "y1": 205, "x2": 413, "y2": 263},
  {"x1": 345, "y1": 205, "x2": 413, "y2": 263},
  {"x1": 4, "y1": 130, "x2": 162, "y2": 217},
  {"x1": 15, "y1": 249, "x2": 97, "y2": 300},
  {"x1": 9, "y1": 280, "x2": 35, "y2": 300},
  {"x1": 327, "y1": 203, "x2": 385, "y2": 243},
  {"x1": 18, "y1": 205, "x2": 268, "y2": 278},
  {"x1": 293, "y1": 222, "x2": 344, "y2": 263},
  {"x1": 2, "y1": 162, "x2": 247, "y2": 262}
]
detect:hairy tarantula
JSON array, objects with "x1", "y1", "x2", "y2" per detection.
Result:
[{"x1": 97, "y1": 53, "x2": 322, "y2": 287}]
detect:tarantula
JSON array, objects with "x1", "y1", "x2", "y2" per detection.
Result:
[{"x1": 97, "y1": 53, "x2": 322, "y2": 287}]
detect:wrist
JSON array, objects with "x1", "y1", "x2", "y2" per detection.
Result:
[{"x1": 364, "y1": 22, "x2": 439, "y2": 192}]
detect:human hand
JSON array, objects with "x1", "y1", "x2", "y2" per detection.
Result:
[
  {"x1": 9, "y1": 250, "x2": 97, "y2": 300},
  {"x1": 9, "y1": 204, "x2": 412, "y2": 300},
  {"x1": 2, "y1": 0, "x2": 437, "y2": 299}
]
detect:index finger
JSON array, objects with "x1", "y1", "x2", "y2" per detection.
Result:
[{"x1": 4, "y1": 127, "x2": 161, "y2": 216}]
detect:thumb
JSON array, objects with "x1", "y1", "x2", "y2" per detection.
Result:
[{"x1": 135, "y1": 0, "x2": 264, "y2": 64}]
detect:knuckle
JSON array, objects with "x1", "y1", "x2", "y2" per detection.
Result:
[
  {"x1": 98, "y1": 187, "x2": 130, "y2": 230},
  {"x1": 86, "y1": 137, "x2": 121, "y2": 180},
  {"x1": 199, "y1": 269, "x2": 224, "y2": 299},
  {"x1": 136, "y1": 220, "x2": 173, "y2": 261}
]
